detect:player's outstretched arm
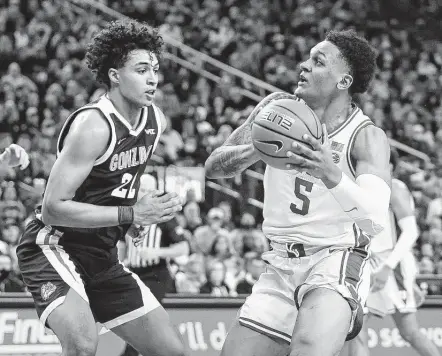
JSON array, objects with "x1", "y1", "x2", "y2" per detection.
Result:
[
  {"x1": 384, "y1": 181, "x2": 419, "y2": 269},
  {"x1": 328, "y1": 125, "x2": 392, "y2": 235},
  {"x1": 205, "y1": 92, "x2": 293, "y2": 179}
]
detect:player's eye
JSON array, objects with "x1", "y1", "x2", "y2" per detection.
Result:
[
  {"x1": 153, "y1": 68, "x2": 159, "y2": 74},
  {"x1": 138, "y1": 69, "x2": 147, "y2": 74},
  {"x1": 314, "y1": 58, "x2": 323, "y2": 66}
]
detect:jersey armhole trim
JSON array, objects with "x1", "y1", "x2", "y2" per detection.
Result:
[
  {"x1": 94, "y1": 112, "x2": 117, "y2": 166},
  {"x1": 151, "y1": 104, "x2": 162, "y2": 152},
  {"x1": 346, "y1": 120, "x2": 374, "y2": 177}
]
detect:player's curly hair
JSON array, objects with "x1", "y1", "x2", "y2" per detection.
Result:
[
  {"x1": 325, "y1": 30, "x2": 377, "y2": 94},
  {"x1": 85, "y1": 20, "x2": 164, "y2": 87}
]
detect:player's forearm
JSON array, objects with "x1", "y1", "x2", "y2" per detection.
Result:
[
  {"x1": 326, "y1": 172, "x2": 391, "y2": 235},
  {"x1": 205, "y1": 144, "x2": 260, "y2": 179},
  {"x1": 384, "y1": 216, "x2": 419, "y2": 269},
  {"x1": 41, "y1": 199, "x2": 120, "y2": 228},
  {"x1": 159, "y1": 241, "x2": 189, "y2": 259}
]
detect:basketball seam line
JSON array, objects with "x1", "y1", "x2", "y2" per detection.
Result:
[
  {"x1": 272, "y1": 104, "x2": 321, "y2": 139},
  {"x1": 254, "y1": 122, "x2": 314, "y2": 149},
  {"x1": 254, "y1": 146, "x2": 285, "y2": 159}
]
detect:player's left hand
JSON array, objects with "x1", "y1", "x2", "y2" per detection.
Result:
[
  {"x1": 285, "y1": 124, "x2": 341, "y2": 183},
  {"x1": 1, "y1": 144, "x2": 30, "y2": 170},
  {"x1": 370, "y1": 264, "x2": 392, "y2": 293}
]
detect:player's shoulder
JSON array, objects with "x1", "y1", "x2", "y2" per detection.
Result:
[
  {"x1": 62, "y1": 108, "x2": 110, "y2": 154},
  {"x1": 70, "y1": 108, "x2": 110, "y2": 136},
  {"x1": 352, "y1": 123, "x2": 389, "y2": 155}
]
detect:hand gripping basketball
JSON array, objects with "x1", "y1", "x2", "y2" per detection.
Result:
[
  {"x1": 133, "y1": 190, "x2": 182, "y2": 226},
  {"x1": 251, "y1": 98, "x2": 323, "y2": 170},
  {"x1": 285, "y1": 124, "x2": 341, "y2": 183}
]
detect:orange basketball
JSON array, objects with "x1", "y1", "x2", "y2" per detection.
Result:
[{"x1": 251, "y1": 98, "x2": 323, "y2": 170}]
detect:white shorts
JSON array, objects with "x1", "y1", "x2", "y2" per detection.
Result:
[
  {"x1": 238, "y1": 243, "x2": 371, "y2": 343},
  {"x1": 365, "y1": 250, "x2": 424, "y2": 317}
]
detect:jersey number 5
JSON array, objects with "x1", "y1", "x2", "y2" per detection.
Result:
[
  {"x1": 112, "y1": 172, "x2": 138, "y2": 199},
  {"x1": 290, "y1": 177, "x2": 313, "y2": 215}
]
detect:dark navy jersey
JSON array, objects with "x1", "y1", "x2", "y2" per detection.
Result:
[
  {"x1": 57, "y1": 94, "x2": 161, "y2": 207},
  {"x1": 124, "y1": 219, "x2": 187, "y2": 274},
  {"x1": 30, "y1": 95, "x2": 163, "y2": 256}
]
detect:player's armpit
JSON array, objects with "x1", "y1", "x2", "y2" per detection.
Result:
[{"x1": 41, "y1": 110, "x2": 120, "y2": 228}]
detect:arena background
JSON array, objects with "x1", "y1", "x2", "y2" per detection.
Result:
[{"x1": 0, "y1": 0, "x2": 442, "y2": 355}]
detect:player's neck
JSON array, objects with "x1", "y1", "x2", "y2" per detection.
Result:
[
  {"x1": 314, "y1": 95, "x2": 353, "y2": 134},
  {"x1": 107, "y1": 90, "x2": 143, "y2": 128}
]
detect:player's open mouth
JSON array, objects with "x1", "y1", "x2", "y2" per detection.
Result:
[
  {"x1": 145, "y1": 89, "x2": 156, "y2": 95},
  {"x1": 298, "y1": 74, "x2": 308, "y2": 85}
]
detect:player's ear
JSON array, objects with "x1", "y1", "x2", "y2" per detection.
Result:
[
  {"x1": 336, "y1": 74, "x2": 353, "y2": 90},
  {"x1": 108, "y1": 68, "x2": 119, "y2": 85}
]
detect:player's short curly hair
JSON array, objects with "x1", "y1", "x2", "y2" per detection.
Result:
[
  {"x1": 85, "y1": 20, "x2": 164, "y2": 87},
  {"x1": 325, "y1": 30, "x2": 377, "y2": 94}
]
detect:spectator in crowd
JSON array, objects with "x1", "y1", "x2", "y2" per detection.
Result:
[
  {"x1": 175, "y1": 253, "x2": 206, "y2": 294},
  {"x1": 236, "y1": 252, "x2": 266, "y2": 295},
  {"x1": 191, "y1": 207, "x2": 228, "y2": 254},
  {"x1": 199, "y1": 259, "x2": 232, "y2": 296}
]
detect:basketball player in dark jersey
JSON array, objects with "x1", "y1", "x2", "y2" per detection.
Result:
[{"x1": 16, "y1": 20, "x2": 185, "y2": 356}]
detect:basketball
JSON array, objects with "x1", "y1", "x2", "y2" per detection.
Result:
[{"x1": 251, "y1": 98, "x2": 323, "y2": 170}]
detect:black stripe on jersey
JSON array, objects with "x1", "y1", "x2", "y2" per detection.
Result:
[{"x1": 346, "y1": 120, "x2": 374, "y2": 177}]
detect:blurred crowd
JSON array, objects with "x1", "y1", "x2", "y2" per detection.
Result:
[{"x1": 1, "y1": 0, "x2": 442, "y2": 295}]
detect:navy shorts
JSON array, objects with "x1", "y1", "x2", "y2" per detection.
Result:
[{"x1": 17, "y1": 220, "x2": 160, "y2": 330}]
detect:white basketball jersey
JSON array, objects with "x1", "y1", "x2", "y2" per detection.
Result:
[
  {"x1": 370, "y1": 179, "x2": 415, "y2": 253},
  {"x1": 262, "y1": 105, "x2": 374, "y2": 248}
]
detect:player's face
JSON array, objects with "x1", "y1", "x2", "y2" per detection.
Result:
[
  {"x1": 117, "y1": 50, "x2": 159, "y2": 107},
  {"x1": 295, "y1": 41, "x2": 350, "y2": 107}
]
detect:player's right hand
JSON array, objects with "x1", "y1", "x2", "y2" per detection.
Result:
[{"x1": 133, "y1": 190, "x2": 182, "y2": 226}]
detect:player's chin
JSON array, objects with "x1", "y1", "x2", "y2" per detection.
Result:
[
  {"x1": 137, "y1": 96, "x2": 153, "y2": 107},
  {"x1": 294, "y1": 85, "x2": 306, "y2": 98}
]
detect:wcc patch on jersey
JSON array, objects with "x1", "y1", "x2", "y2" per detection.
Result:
[{"x1": 331, "y1": 141, "x2": 344, "y2": 152}]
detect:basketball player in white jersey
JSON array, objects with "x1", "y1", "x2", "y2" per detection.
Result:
[
  {"x1": 0, "y1": 144, "x2": 29, "y2": 170},
  {"x1": 344, "y1": 151, "x2": 440, "y2": 356},
  {"x1": 205, "y1": 29, "x2": 391, "y2": 356}
]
